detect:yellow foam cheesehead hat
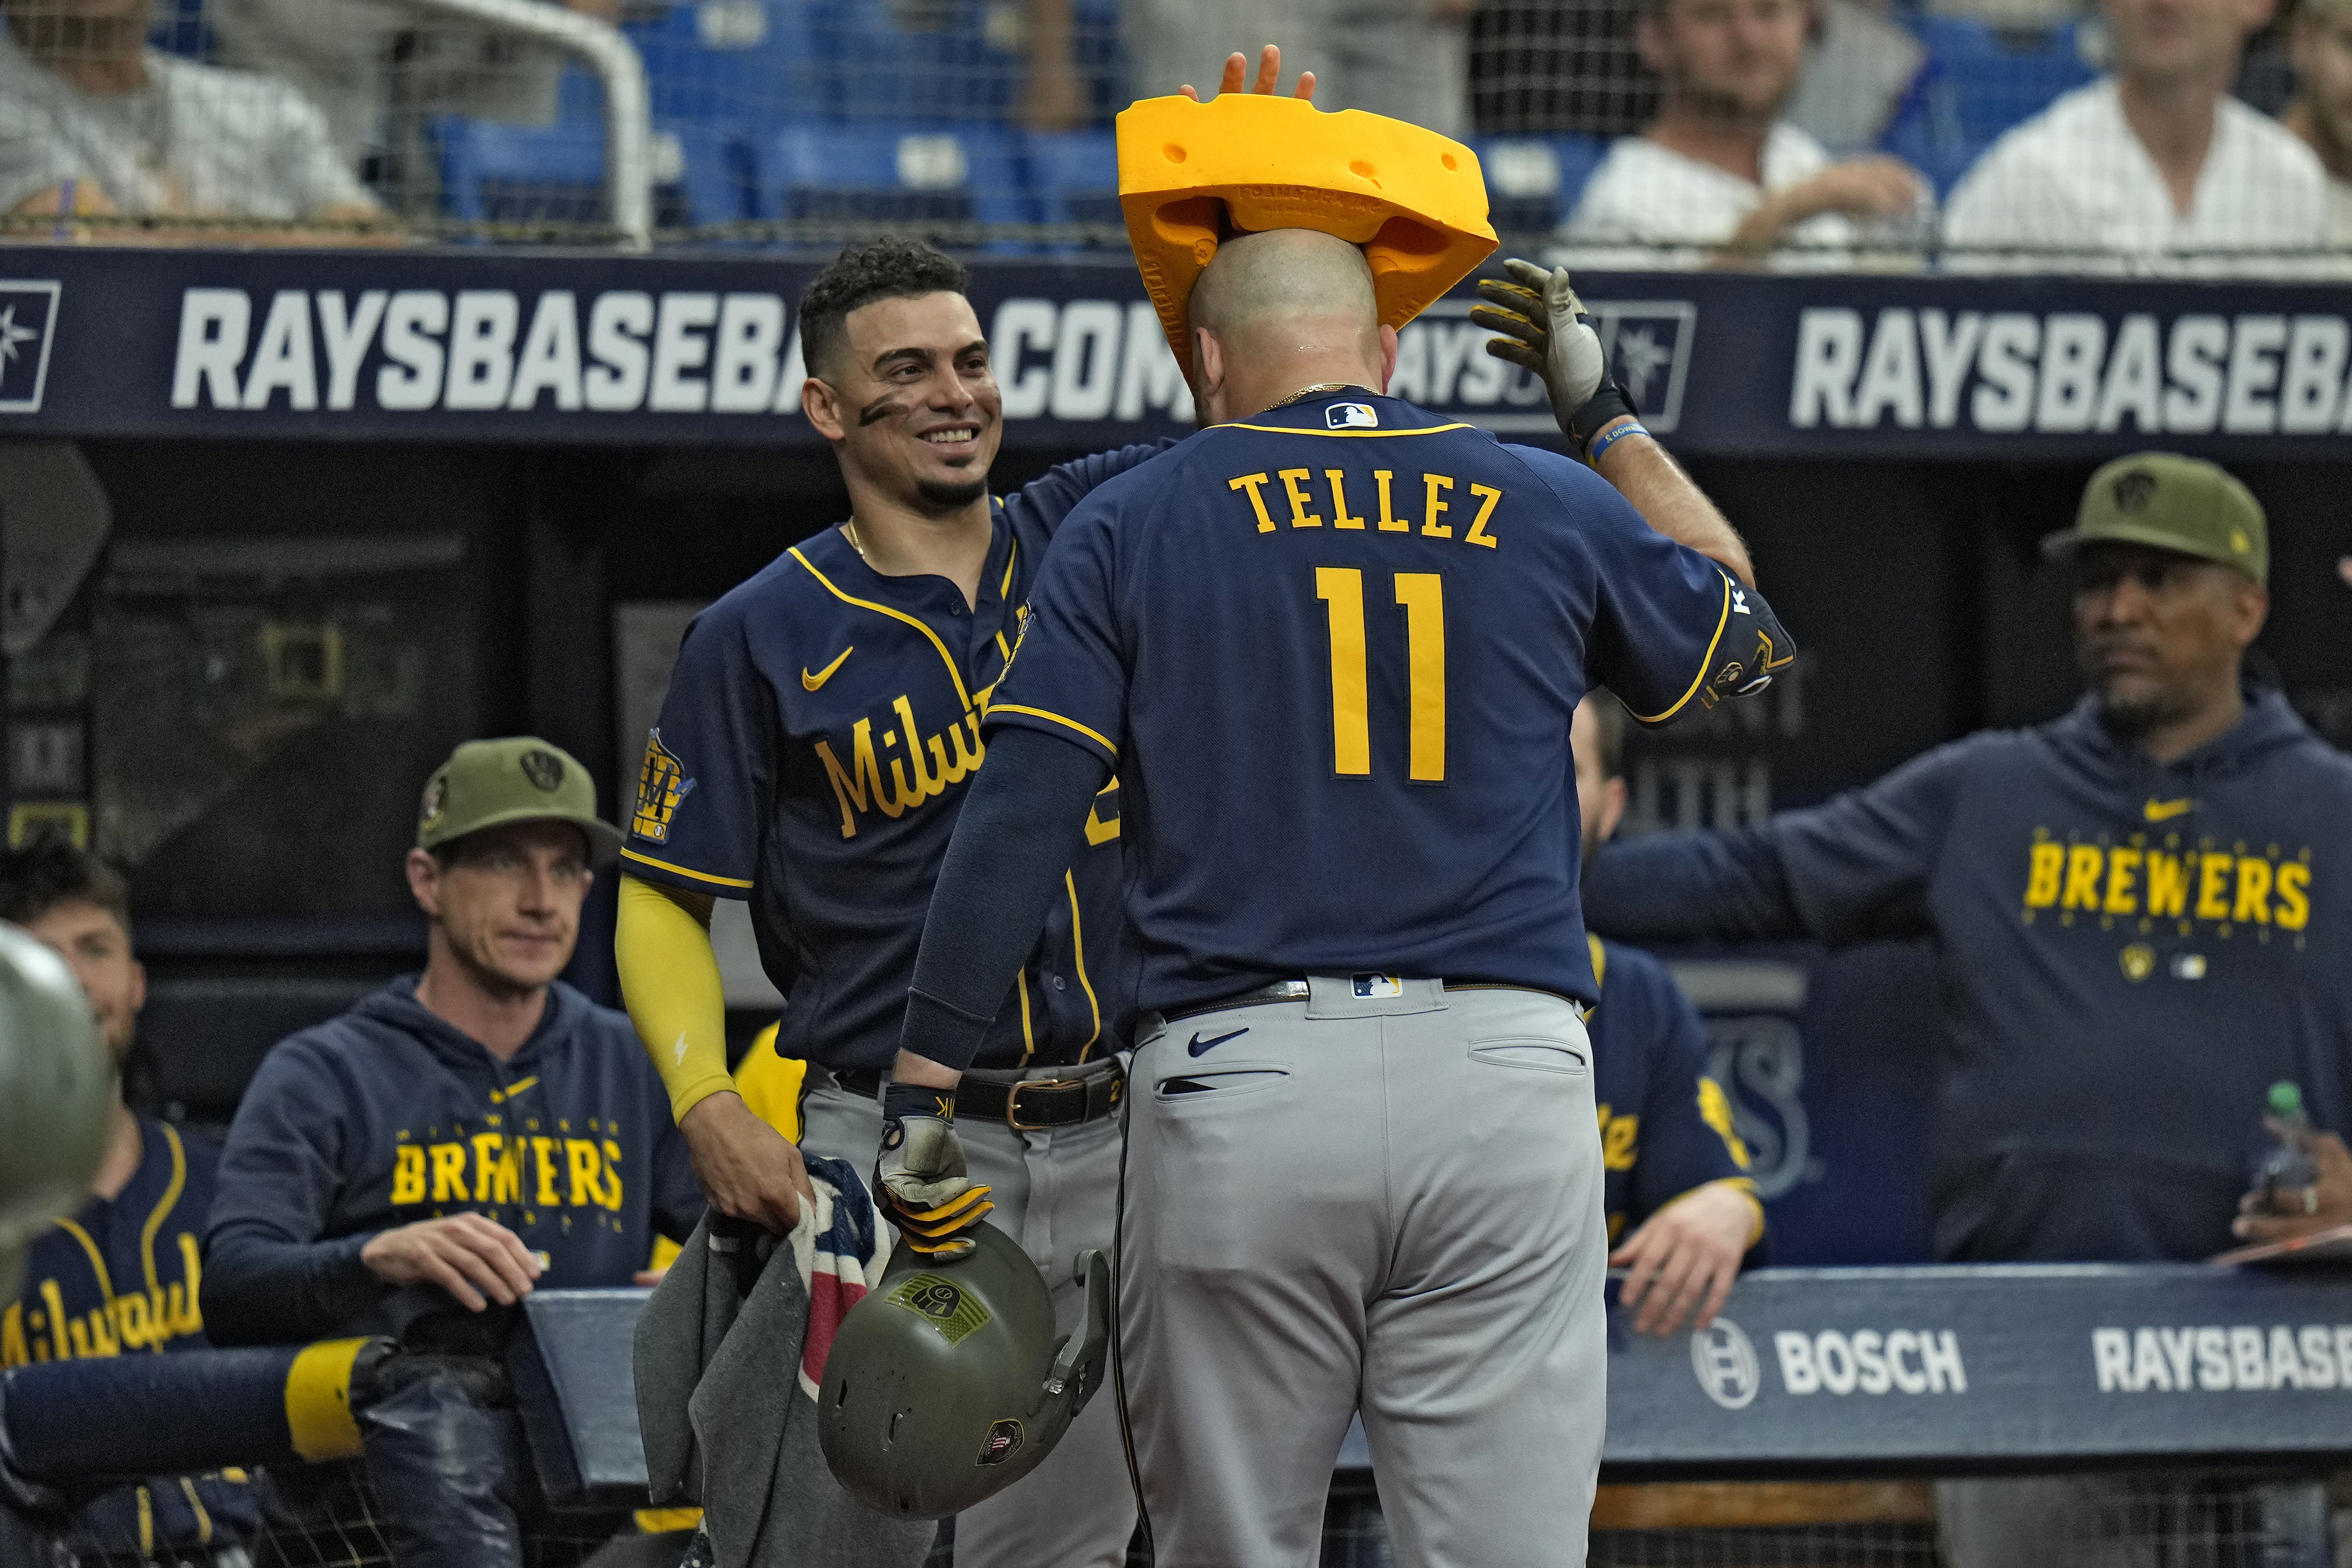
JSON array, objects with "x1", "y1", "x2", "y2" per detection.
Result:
[{"x1": 1117, "y1": 92, "x2": 1496, "y2": 374}]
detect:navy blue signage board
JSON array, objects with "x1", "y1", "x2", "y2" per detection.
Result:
[
  {"x1": 514, "y1": 1267, "x2": 2352, "y2": 1503},
  {"x1": 2, "y1": 248, "x2": 2349, "y2": 459}
]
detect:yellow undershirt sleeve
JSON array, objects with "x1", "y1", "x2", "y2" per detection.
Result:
[{"x1": 617, "y1": 873, "x2": 735, "y2": 1123}]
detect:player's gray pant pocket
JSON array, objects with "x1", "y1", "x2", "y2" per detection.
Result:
[
  {"x1": 1466, "y1": 1038, "x2": 1590, "y2": 1075},
  {"x1": 1151, "y1": 1066, "x2": 1290, "y2": 1101}
]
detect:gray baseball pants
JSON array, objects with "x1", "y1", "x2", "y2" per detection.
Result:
[
  {"x1": 1124, "y1": 977, "x2": 1609, "y2": 1568},
  {"x1": 799, "y1": 1064, "x2": 1137, "y2": 1568}
]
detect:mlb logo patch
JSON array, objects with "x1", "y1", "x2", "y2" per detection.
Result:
[
  {"x1": 0, "y1": 281, "x2": 60, "y2": 414},
  {"x1": 1327, "y1": 402, "x2": 1378, "y2": 430}
]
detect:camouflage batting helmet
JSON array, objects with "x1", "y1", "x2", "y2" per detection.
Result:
[{"x1": 819, "y1": 1223, "x2": 1112, "y2": 1518}]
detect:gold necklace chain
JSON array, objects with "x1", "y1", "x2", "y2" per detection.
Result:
[
  {"x1": 1272, "y1": 382, "x2": 1354, "y2": 409},
  {"x1": 844, "y1": 517, "x2": 866, "y2": 557}
]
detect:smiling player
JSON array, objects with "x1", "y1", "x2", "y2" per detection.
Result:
[{"x1": 613, "y1": 235, "x2": 1169, "y2": 1567}]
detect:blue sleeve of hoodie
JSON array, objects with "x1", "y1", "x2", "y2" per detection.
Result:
[
  {"x1": 1585, "y1": 737, "x2": 1979, "y2": 946},
  {"x1": 202, "y1": 1040, "x2": 385, "y2": 1346}
]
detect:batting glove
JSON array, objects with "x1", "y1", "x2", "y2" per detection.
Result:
[
  {"x1": 875, "y1": 1083, "x2": 993, "y2": 1259},
  {"x1": 1471, "y1": 258, "x2": 1639, "y2": 458}
]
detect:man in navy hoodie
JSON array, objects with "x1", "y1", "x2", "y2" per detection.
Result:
[
  {"x1": 1586, "y1": 452, "x2": 2349, "y2": 1264},
  {"x1": 204, "y1": 737, "x2": 702, "y2": 1344},
  {"x1": 1583, "y1": 454, "x2": 2352, "y2": 1564}
]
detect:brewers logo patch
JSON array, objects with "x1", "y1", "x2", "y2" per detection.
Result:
[
  {"x1": 2112, "y1": 470, "x2": 2157, "y2": 513},
  {"x1": 632, "y1": 730, "x2": 695, "y2": 843},
  {"x1": 886, "y1": 1274, "x2": 993, "y2": 1346},
  {"x1": 519, "y1": 748, "x2": 566, "y2": 792}
]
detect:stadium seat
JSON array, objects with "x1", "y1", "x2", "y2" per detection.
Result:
[
  {"x1": 1025, "y1": 128, "x2": 1121, "y2": 231},
  {"x1": 814, "y1": 0, "x2": 1028, "y2": 125},
  {"x1": 1887, "y1": 15, "x2": 2099, "y2": 195},
  {"x1": 148, "y1": 0, "x2": 212, "y2": 60},
  {"x1": 750, "y1": 122, "x2": 1029, "y2": 230},
  {"x1": 434, "y1": 107, "x2": 748, "y2": 231},
  {"x1": 1472, "y1": 135, "x2": 1606, "y2": 236},
  {"x1": 626, "y1": 0, "x2": 832, "y2": 129}
]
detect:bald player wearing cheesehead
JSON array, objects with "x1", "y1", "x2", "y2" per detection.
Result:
[{"x1": 884, "y1": 207, "x2": 1796, "y2": 1565}]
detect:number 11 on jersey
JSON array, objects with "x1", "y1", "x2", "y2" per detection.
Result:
[{"x1": 1314, "y1": 566, "x2": 1447, "y2": 783}]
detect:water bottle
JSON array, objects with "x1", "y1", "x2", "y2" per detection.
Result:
[{"x1": 2256, "y1": 1080, "x2": 2320, "y2": 1211}]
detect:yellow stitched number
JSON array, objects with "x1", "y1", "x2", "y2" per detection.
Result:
[
  {"x1": 1314, "y1": 568, "x2": 1371, "y2": 775},
  {"x1": 1394, "y1": 574, "x2": 1446, "y2": 782},
  {"x1": 1313, "y1": 567, "x2": 1448, "y2": 782}
]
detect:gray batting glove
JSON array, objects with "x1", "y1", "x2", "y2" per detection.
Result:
[
  {"x1": 875, "y1": 1086, "x2": 993, "y2": 1259},
  {"x1": 1471, "y1": 259, "x2": 1636, "y2": 455}
]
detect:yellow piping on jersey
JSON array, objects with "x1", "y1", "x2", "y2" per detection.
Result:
[
  {"x1": 1216, "y1": 421, "x2": 1473, "y2": 438},
  {"x1": 988, "y1": 704, "x2": 1115, "y2": 754},
  {"x1": 179, "y1": 1477, "x2": 213, "y2": 1544},
  {"x1": 51, "y1": 1217, "x2": 119, "y2": 1307},
  {"x1": 1065, "y1": 871, "x2": 1103, "y2": 1061},
  {"x1": 1000, "y1": 537, "x2": 1019, "y2": 599},
  {"x1": 139, "y1": 1122, "x2": 188, "y2": 1299},
  {"x1": 619, "y1": 847, "x2": 755, "y2": 890},
  {"x1": 1016, "y1": 969, "x2": 1035, "y2": 1065},
  {"x1": 789, "y1": 547, "x2": 976, "y2": 712},
  {"x1": 1625, "y1": 575, "x2": 1733, "y2": 726}
]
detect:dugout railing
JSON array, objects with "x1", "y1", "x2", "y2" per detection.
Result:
[{"x1": 20, "y1": 1265, "x2": 2342, "y2": 1566}]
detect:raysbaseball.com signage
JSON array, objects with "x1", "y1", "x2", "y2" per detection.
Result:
[{"x1": 5, "y1": 250, "x2": 2349, "y2": 460}]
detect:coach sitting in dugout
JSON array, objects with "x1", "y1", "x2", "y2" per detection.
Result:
[
  {"x1": 204, "y1": 737, "x2": 702, "y2": 1347},
  {"x1": 1572, "y1": 694, "x2": 1767, "y2": 1340},
  {"x1": 0, "y1": 845, "x2": 261, "y2": 1564},
  {"x1": 1586, "y1": 453, "x2": 2352, "y2": 1268}
]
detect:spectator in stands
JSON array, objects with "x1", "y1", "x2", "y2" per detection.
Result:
[
  {"x1": 204, "y1": 738, "x2": 701, "y2": 1350},
  {"x1": 0, "y1": 0, "x2": 381, "y2": 227},
  {"x1": 1574, "y1": 693, "x2": 1766, "y2": 1340},
  {"x1": 1940, "y1": 0, "x2": 2330, "y2": 267},
  {"x1": 210, "y1": 0, "x2": 620, "y2": 178},
  {"x1": 0, "y1": 846, "x2": 261, "y2": 1562},
  {"x1": 1555, "y1": 0, "x2": 1932, "y2": 267},
  {"x1": 2282, "y1": 0, "x2": 2352, "y2": 242}
]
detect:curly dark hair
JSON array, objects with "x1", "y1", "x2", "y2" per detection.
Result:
[
  {"x1": 0, "y1": 841, "x2": 130, "y2": 932},
  {"x1": 797, "y1": 237, "x2": 970, "y2": 383}
]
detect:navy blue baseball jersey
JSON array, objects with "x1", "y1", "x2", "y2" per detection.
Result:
[
  {"x1": 983, "y1": 391, "x2": 1791, "y2": 1014},
  {"x1": 1585, "y1": 936, "x2": 1755, "y2": 1244},
  {"x1": 626, "y1": 446, "x2": 1167, "y2": 1073},
  {"x1": 6, "y1": 1117, "x2": 261, "y2": 1556}
]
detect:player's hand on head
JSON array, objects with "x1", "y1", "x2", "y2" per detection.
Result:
[
  {"x1": 2234, "y1": 1130, "x2": 2352, "y2": 1243},
  {"x1": 1178, "y1": 44, "x2": 1314, "y2": 103},
  {"x1": 1608, "y1": 1182, "x2": 1758, "y2": 1338},
  {"x1": 875, "y1": 1085, "x2": 993, "y2": 1260},
  {"x1": 1472, "y1": 259, "x2": 1628, "y2": 449},
  {"x1": 677, "y1": 1090, "x2": 814, "y2": 1234},
  {"x1": 360, "y1": 1212, "x2": 544, "y2": 1312}
]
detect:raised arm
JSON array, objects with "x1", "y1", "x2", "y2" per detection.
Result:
[
  {"x1": 1473, "y1": 259, "x2": 1753, "y2": 586},
  {"x1": 1585, "y1": 738, "x2": 1977, "y2": 946}
]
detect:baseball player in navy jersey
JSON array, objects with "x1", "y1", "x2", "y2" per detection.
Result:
[
  {"x1": 886, "y1": 228, "x2": 1794, "y2": 1567},
  {"x1": 1572, "y1": 691, "x2": 1766, "y2": 1340},
  {"x1": 613, "y1": 237, "x2": 1161, "y2": 1568}
]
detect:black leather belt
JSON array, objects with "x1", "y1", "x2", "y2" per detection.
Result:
[
  {"x1": 1160, "y1": 977, "x2": 1575, "y2": 1025},
  {"x1": 831, "y1": 1061, "x2": 1125, "y2": 1130}
]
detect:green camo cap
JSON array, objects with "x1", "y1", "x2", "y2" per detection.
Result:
[
  {"x1": 417, "y1": 738, "x2": 624, "y2": 864},
  {"x1": 2042, "y1": 452, "x2": 2267, "y2": 586}
]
